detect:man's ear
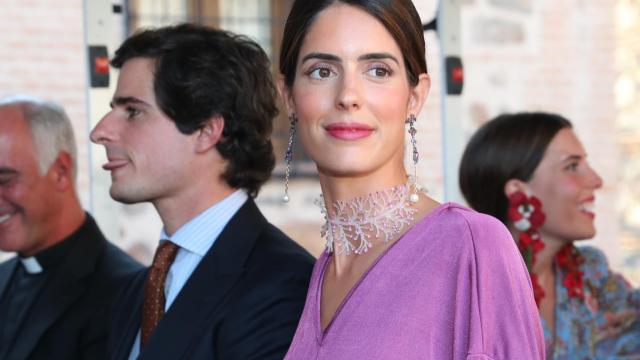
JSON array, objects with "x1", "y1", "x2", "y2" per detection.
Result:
[
  {"x1": 503, "y1": 178, "x2": 530, "y2": 198},
  {"x1": 195, "y1": 115, "x2": 225, "y2": 153},
  {"x1": 48, "y1": 152, "x2": 74, "y2": 191},
  {"x1": 276, "y1": 75, "x2": 295, "y2": 116}
]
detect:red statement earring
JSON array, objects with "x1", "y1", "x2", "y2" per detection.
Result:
[
  {"x1": 508, "y1": 191, "x2": 585, "y2": 306},
  {"x1": 556, "y1": 244, "x2": 585, "y2": 299},
  {"x1": 508, "y1": 191, "x2": 546, "y2": 305}
]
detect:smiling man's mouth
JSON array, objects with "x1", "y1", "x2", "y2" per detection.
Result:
[{"x1": 0, "y1": 214, "x2": 11, "y2": 224}]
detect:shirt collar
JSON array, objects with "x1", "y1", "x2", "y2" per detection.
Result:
[
  {"x1": 18, "y1": 216, "x2": 86, "y2": 274},
  {"x1": 159, "y1": 190, "x2": 248, "y2": 256},
  {"x1": 19, "y1": 257, "x2": 43, "y2": 274}
]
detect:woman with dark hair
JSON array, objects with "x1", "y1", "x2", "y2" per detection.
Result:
[
  {"x1": 460, "y1": 112, "x2": 640, "y2": 359},
  {"x1": 277, "y1": 1, "x2": 544, "y2": 358}
]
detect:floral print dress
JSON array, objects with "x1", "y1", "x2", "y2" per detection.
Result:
[{"x1": 542, "y1": 246, "x2": 640, "y2": 359}]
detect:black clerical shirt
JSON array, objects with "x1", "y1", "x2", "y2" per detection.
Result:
[{"x1": 0, "y1": 231, "x2": 80, "y2": 358}]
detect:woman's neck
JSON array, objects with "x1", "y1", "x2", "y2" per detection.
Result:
[
  {"x1": 319, "y1": 170, "x2": 409, "y2": 264},
  {"x1": 318, "y1": 172, "x2": 441, "y2": 274},
  {"x1": 509, "y1": 226, "x2": 566, "y2": 274},
  {"x1": 322, "y1": 182, "x2": 415, "y2": 249},
  {"x1": 533, "y1": 233, "x2": 567, "y2": 274},
  {"x1": 318, "y1": 169, "x2": 408, "y2": 208}
]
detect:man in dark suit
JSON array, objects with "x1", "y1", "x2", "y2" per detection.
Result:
[
  {"x1": 90, "y1": 24, "x2": 314, "y2": 360},
  {"x1": 0, "y1": 96, "x2": 142, "y2": 360}
]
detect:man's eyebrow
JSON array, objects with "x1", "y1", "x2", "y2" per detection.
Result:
[
  {"x1": 0, "y1": 167, "x2": 18, "y2": 175},
  {"x1": 110, "y1": 96, "x2": 151, "y2": 108}
]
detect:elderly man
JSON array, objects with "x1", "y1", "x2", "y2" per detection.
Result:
[{"x1": 0, "y1": 96, "x2": 142, "y2": 360}]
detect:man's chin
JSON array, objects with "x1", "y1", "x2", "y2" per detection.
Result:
[
  {"x1": 0, "y1": 236, "x2": 27, "y2": 254},
  {"x1": 109, "y1": 187, "x2": 147, "y2": 204}
]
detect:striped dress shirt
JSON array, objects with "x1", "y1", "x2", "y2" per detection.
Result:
[{"x1": 129, "y1": 189, "x2": 248, "y2": 359}]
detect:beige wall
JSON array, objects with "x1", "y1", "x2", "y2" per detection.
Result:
[
  {"x1": 0, "y1": 0, "x2": 90, "y2": 205},
  {"x1": 615, "y1": 0, "x2": 640, "y2": 283}
]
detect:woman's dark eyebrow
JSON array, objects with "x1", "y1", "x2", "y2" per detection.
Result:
[
  {"x1": 357, "y1": 52, "x2": 399, "y2": 65},
  {"x1": 301, "y1": 52, "x2": 341, "y2": 63},
  {"x1": 301, "y1": 52, "x2": 399, "y2": 65},
  {"x1": 560, "y1": 154, "x2": 584, "y2": 163}
]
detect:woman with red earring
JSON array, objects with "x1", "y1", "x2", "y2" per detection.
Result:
[{"x1": 460, "y1": 112, "x2": 640, "y2": 359}]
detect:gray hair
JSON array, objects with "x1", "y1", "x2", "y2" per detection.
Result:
[{"x1": 0, "y1": 95, "x2": 78, "y2": 181}]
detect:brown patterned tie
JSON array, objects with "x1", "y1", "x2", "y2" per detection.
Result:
[{"x1": 140, "y1": 240, "x2": 179, "y2": 349}]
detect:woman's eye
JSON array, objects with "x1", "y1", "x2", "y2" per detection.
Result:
[
  {"x1": 366, "y1": 66, "x2": 392, "y2": 78},
  {"x1": 308, "y1": 67, "x2": 334, "y2": 79},
  {"x1": 565, "y1": 162, "x2": 579, "y2": 171}
]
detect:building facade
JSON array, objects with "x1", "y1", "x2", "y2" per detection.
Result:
[{"x1": 1, "y1": 0, "x2": 638, "y2": 285}]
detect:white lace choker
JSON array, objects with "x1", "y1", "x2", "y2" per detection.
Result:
[{"x1": 316, "y1": 183, "x2": 417, "y2": 255}]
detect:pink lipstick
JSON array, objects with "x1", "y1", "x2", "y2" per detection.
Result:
[{"x1": 324, "y1": 123, "x2": 374, "y2": 140}]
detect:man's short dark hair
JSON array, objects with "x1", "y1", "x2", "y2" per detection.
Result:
[{"x1": 112, "y1": 24, "x2": 278, "y2": 197}]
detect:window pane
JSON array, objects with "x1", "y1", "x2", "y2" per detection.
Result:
[{"x1": 128, "y1": 0, "x2": 189, "y2": 31}]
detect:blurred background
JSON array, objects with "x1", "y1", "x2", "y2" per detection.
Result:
[{"x1": 0, "y1": 0, "x2": 638, "y2": 285}]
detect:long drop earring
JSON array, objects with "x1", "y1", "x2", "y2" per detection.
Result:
[
  {"x1": 406, "y1": 114, "x2": 420, "y2": 203},
  {"x1": 282, "y1": 113, "x2": 297, "y2": 203}
]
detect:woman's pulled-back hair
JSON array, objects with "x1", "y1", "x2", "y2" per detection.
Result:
[{"x1": 459, "y1": 112, "x2": 572, "y2": 224}]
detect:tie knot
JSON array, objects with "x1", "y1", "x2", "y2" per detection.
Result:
[{"x1": 151, "y1": 241, "x2": 179, "y2": 271}]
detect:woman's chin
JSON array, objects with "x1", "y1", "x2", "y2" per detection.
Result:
[{"x1": 570, "y1": 227, "x2": 597, "y2": 242}]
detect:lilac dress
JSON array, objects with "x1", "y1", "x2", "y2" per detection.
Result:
[{"x1": 285, "y1": 203, "x2": 545, "y2": 360}]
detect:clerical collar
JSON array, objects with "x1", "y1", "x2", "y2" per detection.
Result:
[
  {"x1": 19, "y1": 257, "x2": 43, "y2": 274},
  {"x1": 18, "y1": 217, "x2": 84, "y2": 274}
]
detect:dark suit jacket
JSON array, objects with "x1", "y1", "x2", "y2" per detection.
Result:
[
  {"x1": 109, "y1": 199, "x2": 315, "y2": 360},
  {"x1": 0, "y1": 214, "x2": 143, "y2": 360}
]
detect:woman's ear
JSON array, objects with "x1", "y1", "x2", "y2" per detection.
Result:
[
  {"x1": 503, "y1": 178, "x2": 530, "y2": 198},
  {"x1": 277, "y1": 75, "x2": 295, "y2": 116},
  {"x1": 195, "y1": 115, "x2": 224, "y2": 153},
  {"x1": 407, "y1": 73, "x2": 431, "y2": 116}
]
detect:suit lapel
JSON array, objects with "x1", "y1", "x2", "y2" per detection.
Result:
[
  {"x1": 0, "y1": 258, "x2": 18, "y2": 299},
  {"x1": 139, "y1": 199, "x2": 267, "y2": 360},
  {"x1": 8, "y1": 215, "x2": 106, "y2": 360},
  {"x1": 111, "y1": 270, "x2": 146, "y2": 360}
]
